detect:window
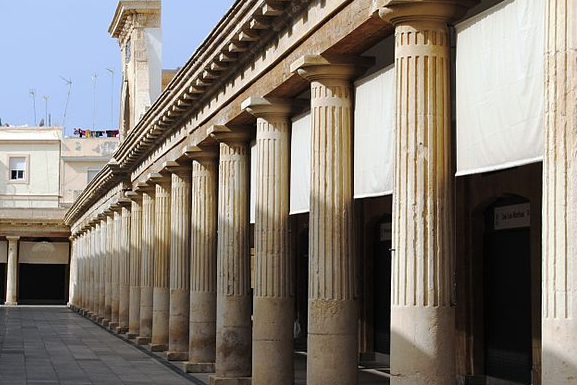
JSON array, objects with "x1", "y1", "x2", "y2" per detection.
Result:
[
  {"x1": 87, "y1": 168, "x2": 99, "y2": 183},
  {"x1": 9, "y1": 156, "x2": 27, "y2": 182}
]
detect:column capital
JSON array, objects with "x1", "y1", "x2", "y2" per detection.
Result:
[
  {"x1": 163, "y1": 160, "x2": 192, "y2": 176},
  {"x1": 134, "y1": 181, "x2": 156, "y2": 194},
  {"x1": 184, "y1": 145, "x2": 218, "y2": 162},
  {"x1": 241, "y1": 97, "x2": 306, "y2": 120},
  {"x1": 146, "y1": 172, "x2": 172, "y2": 185},
  {"x1": 290, "y1": 54, "x2": 373, "y2": 82},
  {"x1": 118, "y1": 197, "x2": 132, "y2": 209},
  {"x1": 374, "y1": 0, "x2": 476, "y2": 25},
  {"x1": 109, "y1": 202, "x2": 122, "y2": 213},
  {"x1": 125, "y1": 190, "x2": 143, "y2": 203},
  {"x1": 208, "y1": 125, "x2": 253, "y2": 145},
  {"x1": 6, "y1": 236, "x2": 20, "y2": 242}
]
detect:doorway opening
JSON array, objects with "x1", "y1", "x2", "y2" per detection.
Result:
[
  {"x1": 483, "y1": 197, "x2": 532, "y2": 384},
  {"x1": 373, "y1": 215, "x2": 391, "y2": 355},
  {"x1": 18, "y1": 264, "x2": 67, "y2": 305}
]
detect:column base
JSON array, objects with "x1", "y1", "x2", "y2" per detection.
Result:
[
  {"x1": 165, "y1": 352, "x2": 188, "y2": 361},
  {"x1": 209, "y1": 376, "x2": 251, "y2": 385},
  {"x1": 115, "y1": 326, "x2": 128, "y2": 334},
  {"x1": 126, "y1": 332, "x2": 139, "y2": 339},
  {"x1": 136, "y1": 337, "x2": 151, "y2": 345},
  {"x1": 184, "y1": 362, "x2": 215, "y2": 373},
  {"x1": 96, "y1": 316, "x2": 104, "y2": 323},
  {"x1": 149, "y1": 343, "x2": 168, "y2": 352},
  {"x1": 101, "y1": 319, "x2": 110, "y2": 327},
  {"x1": 4, "y1": 302, "x2": 17, "y2": 306},
  {"x1": 108, "y1": 322, "x2": 119, "y2": 331}
]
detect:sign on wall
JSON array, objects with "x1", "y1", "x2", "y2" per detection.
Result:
[{"x1": 494, "y1": 203, "x2": 531, "y2": 230}]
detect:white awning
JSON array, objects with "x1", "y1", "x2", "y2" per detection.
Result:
[
  {"x1": 18, "y1": 242, "x2": 70, "y2": 264},
  {"x1": 353, "y1": 65, "x2": 395, "y2": 198},
  {"x1": 0, "y1": 241, "x2": 7, "y2": 263},
  {"x1": 290, "y1": 112, "x2": 311, "y2": 214},
  {"x1": 455, "y1": 0, "x2": 544, "y2": 176}
]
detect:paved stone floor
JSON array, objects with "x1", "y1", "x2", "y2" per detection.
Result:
[
  {"x1": 0, "y1": 306, "x2": 197, "y2": 385},
  {"x1": 0, "y1": 306, "x2": 389, "y2": 385}
]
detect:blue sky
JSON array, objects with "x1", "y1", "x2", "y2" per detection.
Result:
[{"x1": 0, "y1": 0, "x2": 236, "y2": 135}]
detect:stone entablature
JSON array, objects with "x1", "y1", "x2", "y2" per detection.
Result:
[
  {"x1": 70, "y1": 181, "x2": 129, "y2": 236},
  {"x1": 66, "y1": 0, "x2": 380, "y2": 226}
]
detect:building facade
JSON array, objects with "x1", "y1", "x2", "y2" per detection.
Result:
[
  {"x1": 0, "y1": 126, "x2": 118, "y2": 305},
  {"x1": 65, "y1": 0, "x2": 576, "y2": 385}
]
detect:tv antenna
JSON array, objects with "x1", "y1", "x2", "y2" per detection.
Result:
[
  {"x1": 29, "y1": 89, "x2": 37, "y2": 125},
  {"x1": 43, "y1": 95, "x2": 50, "y2": 127},
  {"x1": 106, "y1": 68, "x2": 115, "y2": 128},
  {"x1": 60, "y1": 76, "x2": 72, "y2": 128},
  {"x1": 92, "y1": 73, "x2": 99, "y2": 131}
]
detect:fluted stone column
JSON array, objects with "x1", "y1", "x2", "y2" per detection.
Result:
[
  {"x1": 543, "y1": 1, "x2": 577, "y2": 383},
  {"x1": 165, "y1": 162, "x2": 192, "y2": 361},
  {"x1": 99, "y1": 217, "x2": 107, "y2": 320},
  {"x1": 137, "y1": 185, "x2": 155, "y2": 345},
  {"x1": 118, "y1": 203, "x2": 132, "y2": 333},
  {"x1": 81, "y1": 231, "x2": 89, "y2": 313},
  {"x1": 184, "y1": 146, "x2": 218, "y2": 373},
  {"x1": 86, "y1": 228, "x2": 93, "y2": 314},
  {"x1": 88, "y1": 227, "x2": 96, "y2": 316},
  {"x1": 78, "y1": 233, "x2": 85, "y2": 310},
  {"x1": 127, "y1": 192, "x2": 143, "y2": 339},
  {"x1": 376, "y1": 2, "x2": 471, "y2": 384},
  {"x1": 68, "y1": 236, "x2": 78, "y2": 308},
  {"x1": 243, "y1": 97, "x2": 296, "y2": 385},
  {"x1": 110, "y1": 208, "x2": 122, "y2": 330},
  {"x1": 5, "y1": 236, "x2": 20, "y2": 305},
  {"x1": 292, "y1": 55, "x2": 370, "y2": 385},
  {"x1": 93, "y1": 222, "x2": 102, "y2": 320},
  {"x1": 82, "y1": 232, "x2": 88, "y2": 312},
  {"x1": 103, "y1": 212, "x2": 114, "y2": 325},
  {"x1": 82, "y1": 231, "x2": 89, "y2": 312},
  {"x1": 209, "y1": 126, "x2": 252, "y2": 385},
  {"x1": 150, "y1": 174, "x2": 172, "y2": 352}
]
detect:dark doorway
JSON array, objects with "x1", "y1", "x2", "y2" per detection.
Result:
[
  {"x1": 483, "y1": 197, "x2": 532, "y2": 384},
  {"x1": 294, "y1": 219, "x2": 309, "y2": 349},
  {"x1": 18, "y1": 264, "x2": 67, "y2": 305},
  {"x1": 0, "y1": 263, "x2": 5, "y2": 304},
  {"x1": 373, "y1": 215, "x2": 391, "y2": 354}
]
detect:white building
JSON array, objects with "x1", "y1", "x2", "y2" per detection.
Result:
[{"x1": 0, "y1": 126, "x2": 118, "y2": 305}]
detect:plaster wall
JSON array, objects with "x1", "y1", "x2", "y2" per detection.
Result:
[
  {"x1": 61, "y1": 161, "x2": 108, "y2": 205},
  {"x1": 0, "y1": 141, "x2": 60, "y2": 208}
]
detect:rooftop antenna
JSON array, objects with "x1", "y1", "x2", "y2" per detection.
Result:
[
  {"x1": 91, "y1": 73, "x2": 99, "y2": 131},
  {"x1": 60, "y1": 76, "x2": 72, "y2": 128},
  {"x1": 43, "y1": 95, "x2": 50, "y2": 127},
  {"x1": 106, "y1": 68, "x2": 115, "y2": 129},
  {"x1": 29, "y1": 89, "x2": 37, "y2": 125}
]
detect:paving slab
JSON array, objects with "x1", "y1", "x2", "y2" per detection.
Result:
[{"x1": 0, "y1": 306, "x2": 202, "y2": 385}]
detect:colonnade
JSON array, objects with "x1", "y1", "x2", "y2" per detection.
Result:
[
  {"x1": 68, "y1": 1, "x2": 577, "y2": 384},
  {"x1": 68, "y1": 3, "x2": 474, "y2": 383}
]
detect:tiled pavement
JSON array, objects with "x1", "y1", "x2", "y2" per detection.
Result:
[
  {"x1": 0, "y1": 306, "x2": 389, "y2": 385},
  {"x1": 0, "y1": 306, "x2": 197, "y2": 385}
]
